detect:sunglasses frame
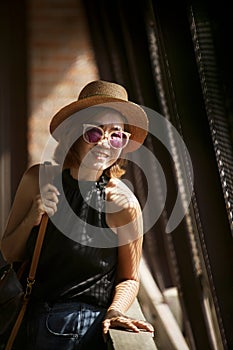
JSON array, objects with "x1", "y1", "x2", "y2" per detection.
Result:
[{"x1": 82, "y1": 123, "x2": 131, "y2": 149}]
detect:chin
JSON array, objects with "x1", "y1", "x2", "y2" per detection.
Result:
[
  {"x1": 87, "y1": 159, "x2": 114, "y2": 171},
  {"x1": 84, "y1": 160, "x2": 105, "y2": 170}
]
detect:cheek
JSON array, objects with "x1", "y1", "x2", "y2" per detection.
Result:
[{"x1": 73, "y1": 138, "x2": 93, "y2": 159}]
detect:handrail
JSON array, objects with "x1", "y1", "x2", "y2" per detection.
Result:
[{"x1": 108, "y1": 298, "x2": 157, "y2": 350}]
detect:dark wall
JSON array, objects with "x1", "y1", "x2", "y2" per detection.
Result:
[{"x1": 0, "y1": 1, "x2": 28, "y2": 233}]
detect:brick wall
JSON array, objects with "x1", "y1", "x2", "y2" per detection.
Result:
[{"x1": 28, "y1": 0, "x2": 99, "y2": 165}]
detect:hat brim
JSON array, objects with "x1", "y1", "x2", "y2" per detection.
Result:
[{"x1": 50, "y1": 96, "x2": 148, "y2": 153}]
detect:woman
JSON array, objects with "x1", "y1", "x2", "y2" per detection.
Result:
[{"x1": 1, "y1": 80, "x2": 154, "y2": 349}]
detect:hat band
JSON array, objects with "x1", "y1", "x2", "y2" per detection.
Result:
[{"x1": 78, "y1": 93, "x2": 128, "y2": 101}]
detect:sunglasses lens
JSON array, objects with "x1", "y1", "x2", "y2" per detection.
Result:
[
  {"x1": 109, "y1": 132, "x2": 128, "y2": 149},
  {"x1": 84, "y1": 126, "x2": 103, "y2": 143}
]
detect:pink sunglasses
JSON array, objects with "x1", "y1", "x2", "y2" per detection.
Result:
[{"x1": 83, "y1": 124, "x2": 131, "y2": 149}]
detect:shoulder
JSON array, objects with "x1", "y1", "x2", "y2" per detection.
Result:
[
  {"x1": 24, "y1": 163, "x2": 40, "y2": 176},
  {"x1": 22, "y1": 163, "x2": 40, "y2": 182},
  {"x1": 24, "y1": 162, "x2": 60, "y2": 182},
  {"x1": 17, "y1": 164, "x2": 41, "y2": 194},
  {"x1": 21, "y1": 163, "x2": 53, "y2": 189}
]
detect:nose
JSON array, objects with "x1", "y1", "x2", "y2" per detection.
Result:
[{"x1": 97, "y1": 132, "x2": 110, "y2": 148}]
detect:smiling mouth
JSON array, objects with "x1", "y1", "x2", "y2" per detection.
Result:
[{"x1": 92, "y1": 151, "x2": 110, "y2": 159}]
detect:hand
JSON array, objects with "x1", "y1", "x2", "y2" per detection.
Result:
[
  {"x1": 28, "y1": 183, "x2": 60, "y2": 226},
  {"x1": 105, "y1": 178, "x2": 142, "y2": 230},
  {"x1": 102, "y1": 309, "x2": 154, "y2": 342},
  {"x1": 105, "y1": 178, "x2": 139, "y2": 211}
]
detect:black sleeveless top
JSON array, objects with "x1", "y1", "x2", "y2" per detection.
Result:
[{"x1": 26, "y1": 169, "x2": 118, "y2": 308}]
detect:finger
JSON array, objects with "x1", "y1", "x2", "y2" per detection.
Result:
[
  {"x1": 114, "y1": 320, "x2": 140, "y2": 333},
  {"x1": 105, "y1": 187, "x2": 114, "y2": 202},
  {"x1": 108, "y1": 317, "x2": 140, "y2": 333},
  {"x1": 34, "y1": 198, "x2": 47, "y2": 215},
  {"x1": 44, "y1": 206, "x2": 57, "y2": 217},
  {"x1": 44, "y1": 207, "x2": 56, "y2": 217},
  {"x1": 42, "y1": 184, "x2": 60, "y2": 196},
  {"x1": 43, "y1": 191, "x2": 59, "y2": 203},
  {"x1": 106, "y1": 316, "x2": 154, "y2": 334},
  {"x1": 41, "y1": 197, "x2": 57, "y2": 216},
  {"x1": 102, "y1": 319, "x2": 111, "y2": 335},
  {"x1": 133, "y1": 320, "x2": 154, "y2": 333},
  {"x1": 43, "y1": 198, "x2": 57, "y2": 210}
]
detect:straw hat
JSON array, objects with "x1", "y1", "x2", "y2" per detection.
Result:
[{"x1": 50, "y1": 80, "x2": 148, "y2": 152}]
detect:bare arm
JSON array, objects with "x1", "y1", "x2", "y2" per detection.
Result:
[
  {"x1": 103, "y1": 178, "x2": 154, "y2": 336},
  {"x1": 1, "y1": 164, "x2": 59, "y2": 262},
  {"x1": 107, "y1": 215, "x2": 143, "y2": 314}
]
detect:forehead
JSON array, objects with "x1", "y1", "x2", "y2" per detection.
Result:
[{"x1": 88, "y1": 108, "x2": 126, "y2": 126}]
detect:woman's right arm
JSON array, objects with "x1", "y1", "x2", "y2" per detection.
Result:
[
  {"x1": 1, "y1": 164, "x2": 43, "y2": 262},
  {"x1": 1, "y1": 164, "x2": 59, "y2": 262}
]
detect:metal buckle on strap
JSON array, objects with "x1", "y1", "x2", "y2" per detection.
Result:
[{"x1": 24, "y1": 278, "x2": 35, "y2": 299}]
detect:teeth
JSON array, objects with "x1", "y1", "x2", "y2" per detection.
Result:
[{"x1": 95, "y1": 152, "x2": 108, "y2": 158}]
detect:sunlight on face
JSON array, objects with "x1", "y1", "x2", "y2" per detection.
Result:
[{"x1": 76, "y1": 109, "x2": 126, "y2": 174}]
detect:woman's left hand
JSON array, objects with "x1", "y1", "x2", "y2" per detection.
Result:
[{"x1": 102, "y1": 309, "x2": 154, "y2": 341}]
